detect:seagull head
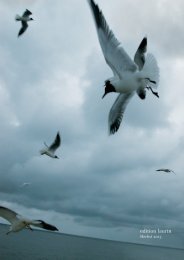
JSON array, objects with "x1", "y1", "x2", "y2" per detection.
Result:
[{"x1": 102, "y1": 80, "x2": 116, "y2": 98}]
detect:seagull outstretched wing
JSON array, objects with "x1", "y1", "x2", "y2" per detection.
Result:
[
  {"x1": 49, "y1": 132, "x2": 61, "y2": 152},
  {"x1": 22, "y1": 9, "x2": 32, "y2": 17},
  {"x1": 0, "y1": 206, "x2": 19, "y2": 224},
  {"x1": 88, "y1": 0, "x2": 137, "y2": 78},
  {"x1": 108, "y1": 36, "x2": 148, "y2": 134},
  {"x1": 18, "y1": 21, "x2": 28, "y2": 37},
  {"x1": 134, "y1": 37, "x2": 147, "y2": 70},
  {"x1": 31, "y1": 220, "x2": 58, "y2": 231},
  {"x1": 156, "y1": 168, "x2": 176, "y2": 174},
  {"x1": 133, "y1": 37, "x2": 147, "y2": 99},
  {"x1": 108, "y1": 92, "x2": 134, "y2": 134}
]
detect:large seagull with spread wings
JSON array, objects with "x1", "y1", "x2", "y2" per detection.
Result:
[
  {"x1": 88, "y1": 0, "x2": 159, "y2": 134},
  {"x1": 40, "y1": 132, "x2": 61, "y2": 159},
  {"x1": 15, "y1": 9, "x2": 34, "y2": 37},
  {"x1": 0, "y1": 206, "x2": 58, "y2": 235}
]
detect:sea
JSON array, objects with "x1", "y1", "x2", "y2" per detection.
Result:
[{"x1": 0, "y1": 224, "x2": 184, "y2": 260}]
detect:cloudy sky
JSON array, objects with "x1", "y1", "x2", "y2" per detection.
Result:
[{"x1": 0, "y1": 0, "x2": 184, "y2": 246}]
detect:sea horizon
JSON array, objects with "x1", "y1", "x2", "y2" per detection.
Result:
[{"x1": 1, "y1": 223, "x2": 184, "y2": 260}]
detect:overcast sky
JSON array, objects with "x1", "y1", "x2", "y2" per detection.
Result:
[{"x1": 0, "y1": 0, "x2": 184, "y2": 247}]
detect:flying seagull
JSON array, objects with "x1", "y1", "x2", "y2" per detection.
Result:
[
  {"x1": 15, "y1": 9, "x2": 33, "y2": 37},
  {"x1": 40, "y1": 132, "x2": 61, "y2": 159},
  {"x1": 88, "y1": 0, "x2": 159, "y2": 134},
  {"x1": 0, "y1": 206, "x2": 58, "y2": 235},
  {"x1": 156, "y1": 168, "x2": 176, "y2": 174},
  {"x1": 19, "y1": 182, "x2": 31, "y2": 188}
]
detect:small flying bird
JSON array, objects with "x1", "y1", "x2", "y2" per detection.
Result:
[
  {"x1": 15, "y1": 9, "x2": 34, "y2": 37},
  {"x1": 88, "y1": 0, "x2": 159, "y2": 134},
  {"x1": 0, "y1": 206, "x2": 58, "y2": 235},
  {"x1": 40, "y1": 132, "x2": 61, "y2": 159},
  {"x1": 19, "y1": 182, "x2": 31, "y2": 188},
  {"x1": 156, "y1": 168, "x2": 176, "y2": 174}
]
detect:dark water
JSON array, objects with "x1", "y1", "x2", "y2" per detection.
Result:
[{"x1": 0, "y1": 224, "x2": 184, "y2": 260}]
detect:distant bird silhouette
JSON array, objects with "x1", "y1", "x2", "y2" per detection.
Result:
[
  {"x1": 40, "y1": 132, "x2": 61, "y2": 159},
  {"x1": 156, "y1": 168, "x2": 176, "y2": 174},
  {"x1": 19, "y1": 182, "x2": 31, "y2": 188},
  {"x1": 15, "y1": 9, "x2": 33, "y2": 37},
  {"x1": 0, "y1": 206, "x2": 58, "y2": 235},
  {"x1": 88, "y1": 0, "x2": 159, "y2": 134}
]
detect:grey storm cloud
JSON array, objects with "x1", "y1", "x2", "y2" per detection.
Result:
[{"x1": 0, "y1": 0, "x2": 184, "y2": 244}]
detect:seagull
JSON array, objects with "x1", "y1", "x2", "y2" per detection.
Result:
[
  {"x1": 88, "y1": 0, "x2": 159, "y2": 134},
  {"x1": 15, "y1": 9, "x2": 33, "y2": 37},
  {"x1": 19, "y1": 182, "x2": 31, "y2": 188},
  {"x1": 40, "y1": 132, "x2": 61, "y2": 159},
  {"x1": 156, "y1": 168, "x2": 176, "y2": 174},
  {"x1": 0, "y1": 206, "x2": 58, "y2": 235}
]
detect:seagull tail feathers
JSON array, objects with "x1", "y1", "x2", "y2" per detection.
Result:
[
  {"x1": 15, "y1": 14, "x2": 21, "y2": 21},
  {"x1": 141, "y1": 53, "x2": 160, "y2": 89}
]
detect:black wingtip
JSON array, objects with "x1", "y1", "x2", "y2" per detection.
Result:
[
  {"x1": 138, "y1": 37, "x2": 147, "y2": 51},
  {"x1": 88, "y1": 0, "x2": 103, "y2": 29},
  {"x1": 26, "y1": 9, "x2": 32, "y2": 15},
  {"x1": 17, "y1": 27, "x2": 26, "y2": 37},
  {"x1": 40, "y1": 220, "x2": 59, "y2": 231},
  {"x1": 109, "y1": 122, "x2": 120, "y2": 135},
  {"x1": 56, "y1": 132, "x2": 61, "y2": 144}
]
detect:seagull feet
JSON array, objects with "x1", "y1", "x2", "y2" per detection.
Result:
[
  {"x1": 145, "y1": 78, "x2": 156, "y2": 84},
  {"x1": 146, "y1": 86, "x2": 159, "y2": 98}
]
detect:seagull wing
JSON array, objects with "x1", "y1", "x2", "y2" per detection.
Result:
[
  {"x1": 0, "y1": 206, "x2": 19, "y2": 224},
  {"x1": 49, "y1": 132, "x2": 61, "y2": 152},
  {"x1": 31, "y1": 220, "x2": 58, "y2": 231},
  {"x1": 134, "y1": 37, "x2": 147, "y2": 70},
  {"x1": 88, "y1": 0, "x2": 137, "y2": 78},
  {"x1": 108, "y1": 92, "x2": 134, "y2": 134},
  {"x1": 168, "y1": 169, "x2": 175, "y2": 174},
  {"x1": 134, "y1": 37, "x2": 147, "y2": 99},
  {"x1": 18, "y1": 21, "x2": 28, "y2": 37},
  {"x1": 22, "y1": 9, "x2": 32, "y2": 17},
  {"x1": 156, "y1": 169, "x2": 168, "y2": 172}
]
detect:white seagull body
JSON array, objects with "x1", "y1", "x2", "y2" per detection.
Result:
[
  {"x1": 15, "y1": 9, "x2": 33, "y2": 37},
  {"x1": 156, "y1": 168, "x2": 176, "y2": 174},
  {"x1": 40, "y1": 132, "x2": 61, "y2": 159},
  {"x1": 0, "y1": 206, "x2": 58, "y2": 234},
  {"x1": 88, "y1": 0, "x2": 159, "y2": 134}
]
